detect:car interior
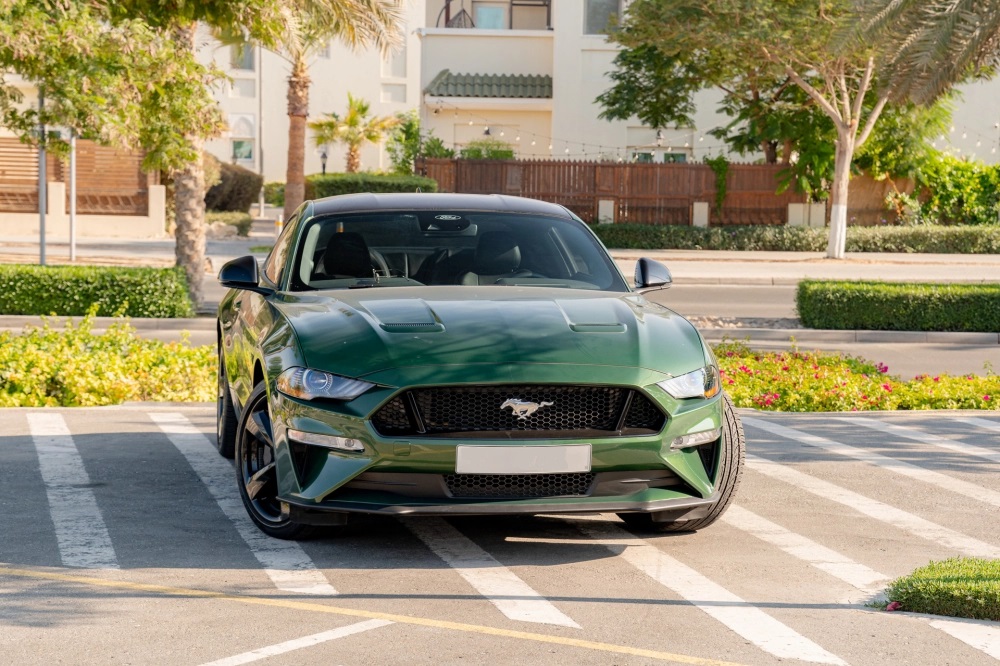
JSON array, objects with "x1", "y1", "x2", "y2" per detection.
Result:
[{"x1": 289, "y1": 211, "x2": 627, "y2": 292}]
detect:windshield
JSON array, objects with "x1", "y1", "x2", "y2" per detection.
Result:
[{"x1": 287, "y1": 210, "x2": 628, "y2": 292}]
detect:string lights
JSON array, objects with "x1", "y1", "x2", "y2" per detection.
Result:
[{"x1": 425, "y1": 101, "x2": 1000, "y2": 163}]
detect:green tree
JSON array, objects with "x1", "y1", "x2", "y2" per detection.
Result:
[
  {"x1": 602, "y1": 0, "x2": 912, "y2": 259},
  {"x1": 309, "y1": 93, "x2": 399, "y2": 174},
  {"x1": 0, "y1": 2, "x2": 222, "y2": 171},
  {"x1": 104, "y1": 0, "x2": 294, "y2": 305},
  {"x1": 269, "y1": 0, "x2": 402, "y2": 219},
  {"x1": 386, "y1": 109, "x2": 421, "y2": 175}
]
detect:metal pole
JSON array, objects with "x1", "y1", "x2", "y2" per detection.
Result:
[
  {"x1": 69, "y1": 129, "x2": 77, "y2": 262},
  {"x1": 38, "y1": 87, "x2": 46, "y2": 266},
  {"x1": 257, "y1": 42, "x2": 266, "y2": 218}
]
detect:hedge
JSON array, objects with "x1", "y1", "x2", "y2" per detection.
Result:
[
  {"x1": 205, "y1": 161, "x2": 263, "y2": 212},
  {"x1": 796, "y1": 280, "x2": 1000, "y2": 332},
  {"x1": 206, "y1": 210, "x2": 253, "y2": 236},
  {"x1": 0, "y1": 265, "x2": 194, "y2": 318},
  {"x1": 263, "y1": 181, "x2": 285, "y2": 207},
  {"x1": 590, "y1": 223, "x2": 1000, "y2": 254},
  {"x1": 883, "y1": 558, "x2": 1000, "y2": 621},
  {"x1": 307, "y1": 173, "x2": 438, "y2": 199}
]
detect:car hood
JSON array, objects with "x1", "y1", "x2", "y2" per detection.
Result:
[{"x1": 273, "y1": 286, "x2": 708, "y2": 381}]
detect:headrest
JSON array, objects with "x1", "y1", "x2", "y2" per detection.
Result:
[
  {"x1": 323, "y1": 232, "x2": 372, "y2": 278},
  {"x1": 474, "y1": 231, "x2": 520, "y2": 275}
]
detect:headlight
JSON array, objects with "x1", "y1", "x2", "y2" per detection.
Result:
[
  {"x1": 276, "y1": 368, "x2": 374, "y2": 401},
  {"x1": 656, "y1": 366, "x2": 721, "y2": 400}
]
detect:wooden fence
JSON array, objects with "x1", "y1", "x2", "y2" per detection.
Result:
[
  {"x1": 416, "y1": 158, "x2": 807, "y2": 225},
  {"x1": 0, "y1": 137, "x2": 148, "y2": 216}
]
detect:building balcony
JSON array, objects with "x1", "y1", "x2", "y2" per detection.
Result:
[{"x1": 427, "y1": 0, "x2": 551, "y2": 31}]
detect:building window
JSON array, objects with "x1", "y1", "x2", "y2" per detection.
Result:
[
  {"x1": 663, "y1": 153, "x2": 687, "y2": 164},
  {"x1": 230, "y1": 78, "x2": 256, "y2": 98},
  {"x1": 230, "y1": 44, "x2": 254, "y2": 71},
  {"x1": 317, "y1": 41, "x2": 330, "y2": 58},
  {"x1": 631, "y1": 151, "x2": 654, "y2": 163},
  {"x1": 584, "y1": 0, "x2": 620, "y2": 34},
  {"x1": 231, "y1": 139, "x2": 254, "y2": 163},
  {"x1": 475, "y1": 5, "x2": 506, "y2": 29}
]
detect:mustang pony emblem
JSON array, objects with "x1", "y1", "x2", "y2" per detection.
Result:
[{"x1": 501, "y1": 398, "x2": 554, "y2": 420}]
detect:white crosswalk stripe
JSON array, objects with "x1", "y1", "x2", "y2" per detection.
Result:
[
  {"x1": 745, "y1": 417, "x2": 1000, "y2": 508},
  {"x1": 928, "y1": 617, "x2": 1000, "y2": 661},
  {"x1": 150, "y1": 412, "x2": 337, "y2": 596},
  {"x1": 748, "y1": 454, "x2": 1000, "y2": 558},
  {"x1": 27, "y1": 413, "x2": 118, "y2": 569},
  {"x1": 574, "y1": 518, "x2": 846, "y2": 665},
  {"x1": 951, "y1": 415, "x2": 1000, "y2": 436},
  {"x1": 721, "y1": 505, "x2": 889, "y2": 597},
  {"x1": 849, "y1": 417, "x2": 1000, "y2": 465},
  {"x1": 198, "y1": 619, "x2": 393, "y2": 665},
  {"x1": 403, "y1": 517, "x2": 580, "y2": 628}
]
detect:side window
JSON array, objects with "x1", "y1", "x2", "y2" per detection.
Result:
[
  {"x1": 264, "y1": 215, "x2": 297, "y2": 286},
  {"x1": 584, "y1": 0, "x2": 620, "y2": 35}
]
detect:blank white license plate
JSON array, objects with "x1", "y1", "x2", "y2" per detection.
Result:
[{"x1": 455, "y1": 445, "x2": 592, "y2": 474}]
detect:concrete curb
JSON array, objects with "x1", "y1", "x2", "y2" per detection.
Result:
[{"x1": 698, "y1": 327, "x2": 1000, "y2": 345}]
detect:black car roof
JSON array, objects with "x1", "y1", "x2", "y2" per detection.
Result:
[{"x1": 308, "y1": 192, "x2": 574, "y2": 218}]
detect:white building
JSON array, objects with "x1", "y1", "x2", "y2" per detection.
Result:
[{"x1": 193, "y1": 1, "x2": 1000, "y2": 181}]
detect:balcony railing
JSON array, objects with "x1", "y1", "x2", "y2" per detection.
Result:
[{"x1": 435, "y1": 0, "x2": 551, "y2": 30}]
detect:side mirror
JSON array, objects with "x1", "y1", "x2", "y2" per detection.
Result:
[
  {"x1": 634, "y1": 257, "x2": 672, "y2": 293},
  {"x1": 219, "y1": 255, "x2": 273, "y2": 295}
]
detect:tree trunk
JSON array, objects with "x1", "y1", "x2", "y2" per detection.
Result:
[
  {"x1": 346, "y1": 145, "x2": 361, "y2": 173},
  {"x1": 172, "y1": 22, "x2": 205, "y2": 307},
  {"x1": 284, "y1": 55, "x2": 310, "y2": 220},
  {"x1": 762, "y1": 140, "x2": 777, "y2": 164},
  {"x1": 826, "y1": 132, "x2": 855, "y2": 259}
]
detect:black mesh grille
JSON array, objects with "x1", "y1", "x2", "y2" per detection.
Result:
[
  {"x1": 371, "y1": 396, "x2": 411, "y2": 435},
  {"x1": 444, "y1": 473, "x2": 596, "y2": 498},
  {"x1": 624, "y1": 393, "x2": 666, "y2": 431},
  {"x1": 371, "y1": 386, "x2": 666, "y2": 438}
]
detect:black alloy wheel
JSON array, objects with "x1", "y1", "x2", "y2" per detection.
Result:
[{"x1": 235, "y1": 383, "x2": 313, "y2": 539}]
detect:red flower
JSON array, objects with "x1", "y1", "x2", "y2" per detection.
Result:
[{"x1": 882, "y1": 383, "x2": 893, "y2": 392}]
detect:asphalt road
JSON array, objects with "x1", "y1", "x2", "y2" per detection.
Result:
[{"x1": 2, "y1": 405, "x2": 998, "y2": 665}]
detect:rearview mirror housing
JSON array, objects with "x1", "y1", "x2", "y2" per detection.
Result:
[
  {"x1": 634, "y1": 258, "x2": 672, "y2": 293},
  {"x1": 219, "y1": 255, "x2": 273, "y2": 295}
]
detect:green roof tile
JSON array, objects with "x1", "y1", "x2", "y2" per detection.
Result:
[{"x1": 425, "y1": 69, "x2": 552, "y2": 99}]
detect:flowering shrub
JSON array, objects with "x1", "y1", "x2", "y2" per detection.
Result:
[
  {"x1": 715, "y1": 340, "x2": 999, "y2": 411},
  {"x1": 0, "y1": 313, "x2": 213, "y2": 407}
]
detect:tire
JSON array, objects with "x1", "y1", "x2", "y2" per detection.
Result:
[
  {"x1": 618, "y1": 393, "x2": 745, "y2": 533},
  {"x1": 235, "y1": 383, "x2": 314, "y2": 540},
  {"x1": 216, "y1": 354, "x2": 238, "y2": 459}
]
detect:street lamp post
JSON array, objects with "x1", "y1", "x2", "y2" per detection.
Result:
[{"x1": 321, "y1": 151, "x2": 328, "y2": 175}]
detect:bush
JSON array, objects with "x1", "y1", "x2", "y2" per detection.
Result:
[
  {"x1": 716, "y1": 339, "x2": 997, "y2": 411},
  {"x1": 307, "y1": 172, "x2": 438, "y2": 198},
  {"x1": 459, "y1": 138, "x2": 515, "y2": 160},
  {"x1": 592, "y1": 224, "x2": 827, "y2": 251},
  {"x1": 883, "y1": 558, "x2": 1000, "y2": 621},
  {"x1": 205, "y1": 161, "x2": 264, "y2": 212},
  {"x1": 0, "y1": 313, "x2": 214, "y2": 406},
  {"x1": 206, "y1": 211, "x2": 253, "y2": 236},
  {"x1": 263, "y1": 181, "x2": 285, "y2": 207},
  {"x1": 0, "y1": 265, "x2": 194, "y2": 318},
  {"x1": 590, "y1": 223, "x2": 1000, "y2": 253},
  {"x1": 796, "y1": 280, "x2": 1000, "y2": 332}
]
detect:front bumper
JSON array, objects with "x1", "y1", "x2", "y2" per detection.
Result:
[{"x1": 268, "y1": 377, "x2": 724, "y2": 517}]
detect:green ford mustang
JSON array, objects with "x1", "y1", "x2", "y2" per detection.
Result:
[{"x1": 217, "y1": 193, "x2": 745, "y2": 539}]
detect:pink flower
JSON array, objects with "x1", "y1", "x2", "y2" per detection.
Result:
[
  {"x1": 882, "y1": 383, "x2": 893, "y2": 393},
  {"x1": 876, "y1": 362, "x2": 889, "y2": 374},
  {"x1": 933, "y1": 376, "x2": 940, "y2": 382},
  {"x1": 985, "y1": 395, "x2": 992, "y2": 402}
]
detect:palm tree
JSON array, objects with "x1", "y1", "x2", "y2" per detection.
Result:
[
  {"x1": 859, "y1": 0, "x2": 1000, "y2": 104},
  {"x1": 308, "y1": 93, "x2": 400, "y2": 173},
  {"x1": 279, "y1": 0, "x2": 402, "y2": 219}
]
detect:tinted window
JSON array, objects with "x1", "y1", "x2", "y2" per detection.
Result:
[{"x1": 289, "y1": 211, "x2": 627, "y2": 292}]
